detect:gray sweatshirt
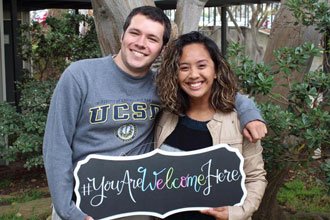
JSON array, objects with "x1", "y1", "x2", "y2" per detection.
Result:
[{"x1": 43, "y1": 55, "x2": 263, "y2": 220}]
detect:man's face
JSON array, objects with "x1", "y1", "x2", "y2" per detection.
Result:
[{"x1": 115, "y1": 14, "x2": 165, "y2": 77}]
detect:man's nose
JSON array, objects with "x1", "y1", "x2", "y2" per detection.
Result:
[{"x1": 135, "y1": 36, "x2": 146, "y2": 48}]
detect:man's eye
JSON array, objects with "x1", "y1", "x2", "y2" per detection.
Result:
[
  {"x1": 149, "y1": 37, "x2": 158, "y2": 43},
  {"x1": 130, "y1": 31, "x2": 139, "y2": 36}
]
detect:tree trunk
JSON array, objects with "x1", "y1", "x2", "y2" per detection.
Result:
[
  {"x1": 91, "y1": 0, "x2": 155, "y2": 56},
  {"x1": 323, "y1": 32, "x2": 330, "y2": 73},
  {"x1": 253, "y1": 167, "x2": 290, "y2": 220},
  {"x1": 249, "y1": 4, "x2": 270, "y2": 62},
  {"x1": 226, "y1": 6, "x2": 245, "y2": 44},
  {"x1": 226, "y1": 4, "x2": 270, "y2": 62},
  {"x1": 174, "y1": 0, "x2": 208, "y2": 35},
  {"x1": 325, "y1": 0, "x2": 330, "y2": 74},
  {"x1": 263, "y1": 0, "x2": 320, "y2": 64},
  {"x1": 261, "y1": 0, "x2": 320, "y2": 103}
]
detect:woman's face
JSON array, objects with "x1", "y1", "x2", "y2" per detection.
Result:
[{"x1": 178, "y1": 43, "x2": 216, "y2": 102}]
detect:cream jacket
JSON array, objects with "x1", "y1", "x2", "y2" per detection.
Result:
[{"x1": 154, "y1": 110, "x2": 267, "y2": 220}]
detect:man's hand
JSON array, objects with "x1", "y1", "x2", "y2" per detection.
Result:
[
  {"x1": 243, "y1": 120, "x2": 267, "y2": 143},
  {"x1": 200, "y1": 206, "x2": 229, "y2": 220},
  {"x1": 85, "y1": 216, "x2": 94, "y2": 220}
]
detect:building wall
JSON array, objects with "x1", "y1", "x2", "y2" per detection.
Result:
[
  {"x1": 2, "y1": 0, "x2": 23, "y2": 105},
  {"x1": 0, "y1": 0, "x2": 5, "y2": 102}
]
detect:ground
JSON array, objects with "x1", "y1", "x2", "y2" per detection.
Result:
[
  {"x1": 0, "y1": 163, "x2": 51, "y2": 219},
  {"x1": 0, "y1": 163, "x2": 47, "y2": 195}
]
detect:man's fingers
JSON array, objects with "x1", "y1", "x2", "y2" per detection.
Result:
[
  {"x1": 243, "y1": 128, "x2": 253, "y2": 142},
  {"x1": 244, "y1": 121, "x2": 268, "y2": 142},
  {"x1": 263, "y1": 125, "x2": 268, "y2": 135}
]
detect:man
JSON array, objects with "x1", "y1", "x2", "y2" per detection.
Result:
[{"x1": 43, "y1": 6, "x2": 267, "y2": 220}]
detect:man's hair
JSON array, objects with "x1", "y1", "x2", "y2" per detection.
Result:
[
  {"x1": 156, "y1": 31, "x2": 238, "y2": 114},
  {"x1": 123, "y1": 6, "x2": 172, "y2": 46}
]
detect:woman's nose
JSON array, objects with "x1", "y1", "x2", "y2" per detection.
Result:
[{"x1": 189, "y1": 67, "x2": 199, "y2": 78}]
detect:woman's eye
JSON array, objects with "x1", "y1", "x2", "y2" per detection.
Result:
[{"x1": 180, "y1": 67, "x2": 189, "y2": 71}]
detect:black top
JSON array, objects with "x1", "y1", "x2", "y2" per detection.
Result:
[
  {"x1": 164, "y1": 115, "x2": 213, "y2": 151},
  {"x1": 164, "y1": 115, "x2": 215, "y2": 220}
]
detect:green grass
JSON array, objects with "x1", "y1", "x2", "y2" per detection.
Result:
[
  {"x1": 277, "y1": 177, "x2": 330, "y2": 213},
  {"x1": 0, "y1": 189, "x2": 46, "y2": 205},
  {"x1": 0, "y1": 211, "x2": 24, "y2": 220},
  {"x1": 0, "y1": 211, "x2": 46, "y2": 220}
]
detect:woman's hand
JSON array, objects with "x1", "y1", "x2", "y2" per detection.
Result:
[
  {"x1": 85, "y1": 216, "x2": 94, "y2": 220},
  {"x1": 200, "y1": 206, "x2": 229, "y2": 220}
]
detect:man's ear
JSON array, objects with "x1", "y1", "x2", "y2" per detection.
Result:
[{"x1": 120, "y1": 33, "x2": 124, "y2": 42}]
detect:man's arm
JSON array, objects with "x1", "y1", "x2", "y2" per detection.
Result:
[
  {"x1": 235, "y1": 93, "x2": 267, "y2": 143},
  {"x1": 243, "y1": 121, "x2": 267, "y2": 143},
  {"x1": 43, "y1": 67, "x2": 87, "y2": 220}
]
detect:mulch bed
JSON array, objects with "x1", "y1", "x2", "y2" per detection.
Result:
[{"x1": 0, "y1": 162, "x2": 48, "y2": 195}]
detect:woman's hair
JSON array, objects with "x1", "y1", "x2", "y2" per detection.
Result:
[{"x1": 156, "y1": 31, "x2": 238, "y2": 114}]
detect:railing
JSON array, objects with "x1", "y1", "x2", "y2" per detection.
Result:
[{"x1": 164, "y1": 3, "x2": 280, "y2": 30}]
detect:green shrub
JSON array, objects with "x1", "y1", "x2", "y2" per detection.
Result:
[
  {"x1": 228, "y1": 0, "x2": 330, "y2": 189},
  {"x1": 19, "y1": 12, "x2": 101, "y2": 80},
  {"x1": 0, "y1": 12, "x2": 101, "y2": 169},
  {"x1": 229, "y1": 41, "x2": 329, "y2": 167},
  {"x1": 0, "y1": 79, "x2": 56, "y2": 169}
]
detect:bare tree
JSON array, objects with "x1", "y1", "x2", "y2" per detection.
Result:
[
  {"x1": 226, "y1": 6, "x2": 245, "y2": 44},
  {"x1": 91, "y1": 0, "x2": 155, "y2": 55},
  {"x1": 249, "y1": 4, "x2": 270, "y2": 62},
  {"x1": 174, "y1": 0, "x2": 209, "y2": 35},
  {"x1": 226, "y1": 4, "x2": 273, "y2": 62}
]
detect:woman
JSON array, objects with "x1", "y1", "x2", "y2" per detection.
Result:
[{"x1": 154, "y1": 31, "x2": 267, "y2": 220}]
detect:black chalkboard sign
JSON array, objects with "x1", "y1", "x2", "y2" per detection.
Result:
[{"x1": 74, "y1": 144, "x2": 246, "y2": 219}]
